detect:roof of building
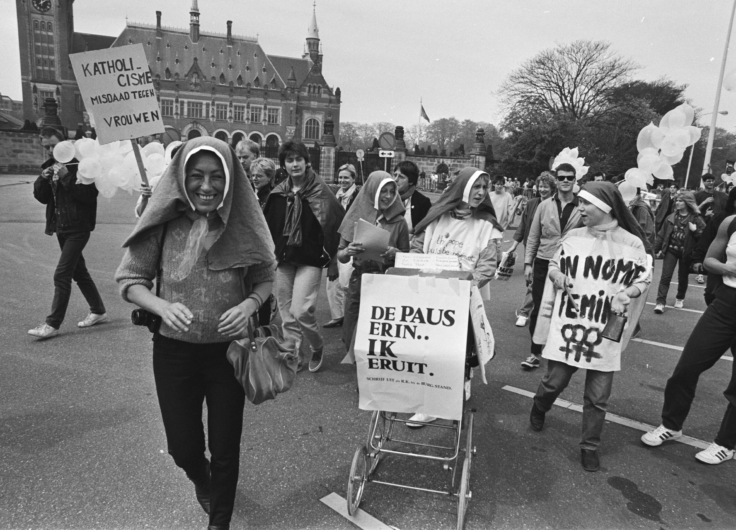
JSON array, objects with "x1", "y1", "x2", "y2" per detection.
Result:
[
  {"x1": 308, "y1": 6, "x2": 319, "y2": 39},
  {"x1": 269, "y1": 55, "x2": 312, "y2": 88},
  {"x1": 72, "y1": 32, "x2": 117, "y2": 53}
]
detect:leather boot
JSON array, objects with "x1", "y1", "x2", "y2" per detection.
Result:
[
  {"x1": 192, "y1": 462, "x2": 211, "y2": 514},
  {"x1": 529, "y1": 403, "x2": 546, "y2": 432},
  {"x1": 581, "y1": 449, "x2": 600, "y2": 472}
]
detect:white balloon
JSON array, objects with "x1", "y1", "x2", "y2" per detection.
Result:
[
  {"x1": 680, "y1": 104, "x2": 695, "y2": 127},
  {"x1": 75, "y1": 138, "x2": 99, "y2": 160},
  {"x1": 145, "y1": 153, "x2": 166, "y2": 176},
  {"x1": 661, "y1": 108, "x2": 687, "y2": 132},
  {"x1": 76, "y1": 175, "x2": 96, "y2": 185},
  {"x1": 654, "y1": 162, "x2": 675, "y2": 180},
  {"x1": 651, "y1": 126, "x2": 665, "y2": 149},
  {"x1": 142, "y1": 141, "x2": 165, "y2": 158},
  {"x1": 619, "y1": 181, "x2": 638, "y2": 202},
  {"x1": 96, "y1": 180, "x2": 117, "y2": 199},
  {"x1": 101, "y1": 154, "x2": 125, "y2": 173},
  {"x1": 660, "y1": 150, "x2": 684, "y2": 165},
  {"x1": 53, "y1": 141, "x2": 76, "y2": 163},
  {"x1": 637, "y1": 153, "x2": 661, "y2": 173},
  {"x1": 669, "y1": 128, "x2": 692, "y2": 150},
  {"x1": 117, "y1": 141, "x2": 134, "y2": 156},
  {"x1": 660, "y1": 137, "x2": 683, "y2": 157},
  {"x1": 687, "y1": 126, "x2": 702, "y2": 146},
  {"x1": 108, "y1": 166, "x2": 128, "y2": 188},
  {"x1": 637, "y1": 123, "x2": 658, "y2": 152},
  {"x1": 625, "y1": 168, "x2": 649, "y2": 189},
  {"x1": 78, "y1": 158, "x2": 102, "y2": 180},
  {"x1": 637, "y1": 147, "x2": 658, "y2": 162}
]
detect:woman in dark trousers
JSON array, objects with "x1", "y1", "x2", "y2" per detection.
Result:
[
  {"x1": 642, "y1": 213, "x2": 736, "y2": 465},
  {"x1": 116, "y1": 137, "x2": 276, "y2": 529}
]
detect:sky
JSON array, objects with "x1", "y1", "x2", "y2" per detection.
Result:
[{"x1": 4, "y1": 0, "x2": 736, "y2": 132}]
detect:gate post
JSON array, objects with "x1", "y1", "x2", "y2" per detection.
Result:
[
  {"x1": 471, "y1": 128, "x2": 486, "y2": 170},
  {"x1": 320, "y1": 117, "x2": 336, "y2": 183},
  {"x1": 393, "y1": 126, "x2": 407, "y2": 168}
]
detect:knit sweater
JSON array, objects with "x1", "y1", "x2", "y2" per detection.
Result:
[{"x1": 115, "y1": 215, "x2": 276, "y2": 344}]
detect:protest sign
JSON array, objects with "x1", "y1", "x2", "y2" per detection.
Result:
[
  {"x1": 354, "y1": 273, "x2": 470, "y2": 420},
  {"x1": 353, "y1": 219, "x2": 390, "y2": 263},
  {"x1": 394, "y1": 253, "x2": 460, "y2": 270},
  {"x1": 70, "y1": 44, "x2": 165, "y2": 145}
]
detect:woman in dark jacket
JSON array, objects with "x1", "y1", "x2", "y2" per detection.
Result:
[
  {"x1": 250, "y1": 157, "x2": 275, "y2": 209},
  {"x1": 653, "y1": 190, "x2": 706, "y2": 313}
]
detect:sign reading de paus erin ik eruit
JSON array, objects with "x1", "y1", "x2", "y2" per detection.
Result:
[{"x1": 70, "y1": 44, "x2": 165, "y2": 145}]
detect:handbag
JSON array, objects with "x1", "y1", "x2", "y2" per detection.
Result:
[
  {"x1": 226, "y1": 319, "x2": 299, "y2": 405},
  {"x1": 130, "y1": 223, "x2": 167, "y2": 333}
]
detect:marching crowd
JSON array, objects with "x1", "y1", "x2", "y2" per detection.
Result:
[{"x1": 27, "y1": 128, "x2": 736, "y2": 529}]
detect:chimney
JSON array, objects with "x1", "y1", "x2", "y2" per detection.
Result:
[
  {"x1": 227, "y1": 21, "x2": 233, "y2": 46},
  {"x1": 156, "y1": 11, "x2": 162, "y2": 39},
  {"x1": 190, "y1": 0, "x2": 200, "y2": 43}
]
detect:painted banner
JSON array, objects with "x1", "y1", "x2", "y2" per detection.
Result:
[
  {"x1": 355, "y1": 274, "x2": 470, "y2": 420},
  {"x1": 70, "y1": 44, "x2": 164, "y2": 144}
]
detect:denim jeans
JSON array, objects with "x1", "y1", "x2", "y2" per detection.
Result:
[
  {"x1": 152, "y1": 335, "x2": 245, "y2": 527},
  {"x1": 528, "y1": 259, "x2": 549, "y2": 355},
  {"x1": 516, "y1": 282, "x2": 534, "y2": 318},
  {"x1": 533, "y1": 359, "x2": 614, "y2": 450},
  {"x1": 46, "y1": 231, "x2": 106, "y2": 329},
  {"x1": 326, "y1": 277, "x2": 345, "y2": 320},
  {"x1": 274, "y1": 263, "x2": 324, "y2": 353},
  {"x1": 656, "y1": 251, "x2": 689, "y2": 305},
  {"x1": 661, "y1": 284, "x2": 736, "y2": 449}
]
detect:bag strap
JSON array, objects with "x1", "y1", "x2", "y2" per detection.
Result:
[{"x1": 155, "y1": 223, "x2": 168, "y2": 298}]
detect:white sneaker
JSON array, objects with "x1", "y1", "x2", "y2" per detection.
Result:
[
  {"x1": 515, "y1": 315, "x2": 528, "y2": 327},
  {"x1": 695, "y1": 443, "x2": 735, "y2": 465},
  {"x1": 406, "y1": 413, "x2": 437, "y2": 428},
  {"x1": 641, "y1": 424, "x2": 682, "y2": 447},
  {"x1": 78, "y1": 312, "x2": 108, "y2": 328},
  {"x1": 696, "y1": 274, "x2": 705, "y2": 284},
  {"x1": 654, "y1": 303, "x2": 665, "y2": 314},
  {"x1": 28, "y1": 323, "x2": 59, "y2": 340},
  {"x1": 674, "y1": 299, "x2": 684, "y2": 309}
]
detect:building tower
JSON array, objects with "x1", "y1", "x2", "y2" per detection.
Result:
[
  {"x1": 189, "y1": 0, "x2": 200, "y2": 43},
  {"x1": 305, "y1": 2, "x2": 322, "y2": 73}
]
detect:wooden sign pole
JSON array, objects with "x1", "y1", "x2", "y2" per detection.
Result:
[{"x1": 131, "y1": 140, "x2": 150, "y2": 187}]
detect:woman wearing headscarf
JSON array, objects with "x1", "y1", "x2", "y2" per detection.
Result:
[
  {"x1": 653, "y1": 189, "x2": 706, "y2": 313},
  {"x1": 338, "y1": 171, "x2": 410, "y2": 357},
  {"x1": 115, "y1": 137, "x2": 276, "y2": 530},
  {"x1": 406, "y1": 167, "x2": 504, "y2": 426},
  {"x1": 324, "y1": 164, "x2": 361, "y2": 329},
  {"x1": 529, "y1": 181, "x2": 652, "y2": 472},
  {"x1": 263, "y1": 140, "x2": 344, "y2": 373}
]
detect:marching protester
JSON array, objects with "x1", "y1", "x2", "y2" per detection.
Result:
[
  {"x1": 407, "y1": 167, "x2": 504, "y2": 426},
  {"x1": 115, "y1": 137, "x2": 276, "y2": 529},
  {"x1": 653, "y1": 190, "x2": 705, "y2": 313},
  {"x1": 628, "y1": 186, "x2": 657, "y2": 250},
  {"x1": 235, "y1": 138, "x2": 260, "y2": 178},
  {"x1": 263, "y1": 140, "x2": 344, "y2": 372},
  {"x1": 529, "y1": 182, "x2": 652, "y2": 472},
  {"x1": 393, "y1": 160, "x2": 431, "y2": 234},
  {"x1": 642, "y1": 212, "x2": 736, "y2": 465},
  {"x1": 323, "y1": 164, "x2": 361, "y2": 329},
  {"x1": 655, "y1": 183, "x2": 679, "y2": 234},
  {"x1": 338, "y1": 171, "x2": 410, "y2": 358},
  {"x1": 521, "y1": 163, "x2": 584, "y2": 369},
  {"x1": 29, "y1": 127, "x2": 107, "y2": 339},
  {"x1": 250, "y1": 157, "x2": 275, "y2": 209},
  {"x1": 695, "y1": 173, "x2": 717, "y2": 219},
  {"x1": 489, "y1": 174, "x2": 515, "y2": 262},
  {"x1": 507, "y1": 171, "x2": 556, "y2": 327}
]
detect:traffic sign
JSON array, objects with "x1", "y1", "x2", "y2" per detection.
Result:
[
  {"x1": 378, "y1": 132, "x2": 396, "y2": 150},
  {"x1": 379, "y1": 150, "x2": 395, "y2": 158}
]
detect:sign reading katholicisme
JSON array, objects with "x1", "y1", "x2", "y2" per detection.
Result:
[{"x1": 70, "y1": 44, "x2": 165, "y2": 145}]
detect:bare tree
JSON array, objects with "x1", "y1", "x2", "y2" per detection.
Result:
[
  {"x1": 405, "y1": 122, "x2": 428, "y2": 148},
  {"x1": 499, "y1": 41, "x2": 636, "y2": 121}
]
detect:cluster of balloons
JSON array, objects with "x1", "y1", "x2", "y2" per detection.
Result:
[
  {"x1": 552, "y1": 147, "x2": 589, "y2": 192},
  {"x1": 52, "y1": 138, "x2": 179, "y2": 199},
  {"x1": 620, "y1": 103, "x2": 703, "y2": 202}
]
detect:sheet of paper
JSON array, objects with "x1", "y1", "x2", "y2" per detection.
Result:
[
  {"x1": 394, "y1": 253, "x2": 460, "y2": 271},
  {"x1": 353, "y1": 219, "x2": 390, "y2": 263}
]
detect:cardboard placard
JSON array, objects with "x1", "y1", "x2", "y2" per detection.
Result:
[
  {"x1": 353, "y1": 219, "x2": 389, "y2": 263},
  {"x1": 394, "y1": 253, "x2": 460, "y2": 271},
  {"x1": 70, "y1": 44, "x2": 165, "y2": 144},
  {"x1": 355, "y1": 274, "x2": 470, "y2": 420}
]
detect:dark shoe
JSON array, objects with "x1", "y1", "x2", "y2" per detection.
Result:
[
  {"x1": 529, "y1": 403, "x2": 546, "y2": 431},
  {"x1": 521, "y1": 355, "x2": 540, "y2": 370},
  {"x1": 193, "y1": 463, "x2": 211, "y2": 514},
  {"x1": 581, "y1": 449, "x2": 600, "y2": 472},
  {"x1": 308, "y1": 348, "x2": 324, "y2": 372},
  {"x1": 323, "y1": 317, "x2": 344, "y2": 328}
]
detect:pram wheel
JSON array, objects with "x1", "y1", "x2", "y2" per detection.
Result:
[
  {"x1": 347, "y1": 445, "x2": 369, "y2": 516},
  {"x1": 366, "y1": 411, "x2": 391, "y2": 475}
]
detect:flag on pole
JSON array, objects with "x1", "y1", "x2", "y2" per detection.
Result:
[{"x1": 420, "y1": 102, "x2": 430, "y2": 123}]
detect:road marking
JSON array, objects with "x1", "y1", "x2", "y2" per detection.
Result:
[
  {"x1": 631, "y1": 338, "x2": 733, "y2": 362},
  {"x1": 688, "y1": 284, "x2": 706, "y2": 289},
  {"x1": 320, "y1": 492, "x2": 397, "y2": 530},
  {"x1": 502, "y1": 385, "x2": 710, "y2": 450},
  {"x1": 645, "y1": 302, "x2": 704, "y2": 314}
]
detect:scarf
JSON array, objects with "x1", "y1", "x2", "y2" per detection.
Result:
[
  {"x1": 269, "y1": 167, "x2": 344, "y2": 257},
  {"x1": 413, "y1": 167, "x2": 504, "y2": 236},
  {"x1": 338, "y1": 171, "x2": 406, "y2": 242},
  {"x1": 122, "y1": 137, "x2": 275, "y2": 273},
  {"x1": 336, "y1": 183, "x2": 358, "y2": 210}
]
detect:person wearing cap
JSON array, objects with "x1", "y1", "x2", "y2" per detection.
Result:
[
  {"x1": 521, "y1": 163, "x2": 584, "y2": 370},
  {"x1": 529, "y1": 182, "x2": 652, "y2": 472}
]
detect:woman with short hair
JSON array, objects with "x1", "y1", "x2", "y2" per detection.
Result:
[{"x1": 249, "y1": 157, "x2": 276, "y2": 209}]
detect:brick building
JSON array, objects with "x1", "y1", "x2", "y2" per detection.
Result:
[{"x1": 15, "y1": 0, "x2": 342, "y2": 156}]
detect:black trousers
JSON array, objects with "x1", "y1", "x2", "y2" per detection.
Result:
[
  {"x1": 46, "y1": 231, "x2": 106, "y2": 328},
  {"x1": 661, "y1": 284, "x2": 736, "y2": 449},
  {"x1": 152, "y1": 335, "x2": 245, "y2": 527},
  {"x1": 528, "y1": 258, "x2": 550, "y2": 355}
]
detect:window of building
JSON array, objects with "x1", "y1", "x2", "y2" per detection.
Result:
[
  {"x1": 215, "y1": 103, "x2": 228, "y2": 121},
  {"x1": 219, "y1": 73, "x2": 226, "y2": 85},
  {"x1": 74, "y1": 93, "x2": 84, "y2": 112},
  {"x1": 249, "y1": 105, "x2": 262, "y2": 123},
  {"x1": 160, "y1": 98, "x2": 174, "y2": 117},
  {"x1": 233, "y1": 104, "x2": 245, "y2": 122},
  {"x1": 32, "y1": 18, "x2": 55, "y2": 80},
  {"x1": 304, "y1": 118, "x2": 321, "y2": 140},
  {"x1": 179, "y1": 100, "x2": 185, "y2": 116},
  {"x1": 253, "y1": 76, "x2": 260, "y2": 88},
  {"x1": 39, "y1": 90, "x2": 55, "y2": 101},
  {"x1": 236, "y1": 74, "x2": 243, "y2": 86},
  {"x1": 188, "y1": 101, "x2": 203, "y2": 119},
  {"x1": 267, "y1": 107, "x2": 280, "y2": 125},
  {"x1": 165, "y1": 68, "x2": 171, "y2": 80}
]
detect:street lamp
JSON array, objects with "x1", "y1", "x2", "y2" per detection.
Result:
[{"x1": 685, "y1": 110, "x2": 729, "y2": 187}]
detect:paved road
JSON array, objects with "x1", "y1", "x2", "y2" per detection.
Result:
[{"x1": 1, "y1": 175, "x2": 735, "y2": 529}]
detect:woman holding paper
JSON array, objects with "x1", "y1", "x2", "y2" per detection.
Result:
[
  {"x1": 407, "y1": 167, "x2": 505, "y2": 426},
  {"x1": 338, "y1": 171, "x2": 410, "y2": 357}
]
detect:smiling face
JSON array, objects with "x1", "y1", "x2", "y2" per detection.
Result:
[
  {"x1": 538, "y1": 181, "x2": 552, "y2": 200},
  {"x1": 393, "y1": 170, "x2": 411, "y2": 194},
  {"x1": 338, "y1": 170, "x2": 355, "y2": 191},
  {"x1": 378, "y1": 181, "x2": 397, "y2": 210},
  {"x1": 578, "y1": 197, "x2": 609, "y2": 227},
  {"x1": 556, "y1": 170, "x2": 576, "y2": 193},
  {"x1": 703, "y1": 178, "x2": 715, "y2": 192},
  {"x1": 185, "y1": 151, "x2": 226, "y2": 215}
]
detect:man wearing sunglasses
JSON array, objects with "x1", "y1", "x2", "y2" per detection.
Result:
[{"x1": 521, "y1": 163, "x2": 583, "y2": 369}]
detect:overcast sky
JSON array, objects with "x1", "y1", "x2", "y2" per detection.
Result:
[{"x1": 4, "y1": 0, "x2": 736, "y2": 132}]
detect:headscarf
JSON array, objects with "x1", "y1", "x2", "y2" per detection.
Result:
[
  {"x1": 269, "y1": 167, "x2": 344, "y2": 258},
  {"x1": 413, "y1": 167, "x2": 504, "y2": 235},
  {"x1": 579, "y1": 181, "x2": 653, "y2": 256},
  {"x1": 338, "y1": 171, "x2": 405, "y2": 242},
  {"x1": 122, "y1": 136, "x2": 275, "y2": 275}
]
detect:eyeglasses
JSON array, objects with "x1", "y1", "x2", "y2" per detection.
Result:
[{"x1": 556, "y1": 174, "x2": 576, "y2": 182}]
